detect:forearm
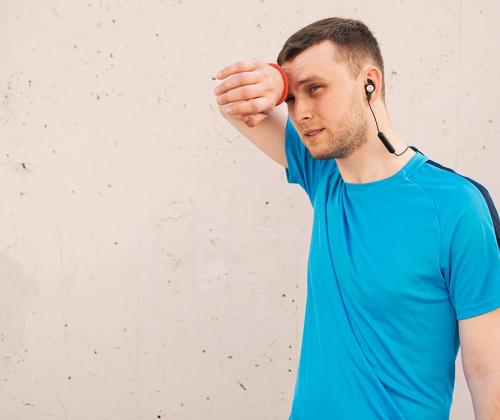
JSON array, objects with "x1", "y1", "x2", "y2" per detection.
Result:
[{"x1": 466, "y1": 372, "x2": 500, "y2": 419}]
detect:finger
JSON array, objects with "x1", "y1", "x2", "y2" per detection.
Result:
[
  {"x1": 217, "y1": 82, "x2": 262, "y2": 106},
  {"x1": 221, "y1": 99, "x2": 248, "y2": 115},
  {"x1": 216, "y1": 60, "x2": 260, "y2": 80},
  {"x1": 223, "y1": 97, "x2": 272, "y2": 115},
  {"x1": 241, "y1": 112, "x2": 267, "y2": 122},
  {"x1": 241, "y1": 112, "x2": 268, "y2": 127},
  {"x1": 214, "y1": 71, "x2": 261, "y2": 97}
]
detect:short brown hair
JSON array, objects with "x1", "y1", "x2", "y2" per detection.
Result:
[{"x1": 277, "y1": 17, "x2": 386, "y2": 102}]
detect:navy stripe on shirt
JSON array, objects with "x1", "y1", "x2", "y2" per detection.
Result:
[{"x1": 409, "y1": 145, "x2": 500, "y2": 251}]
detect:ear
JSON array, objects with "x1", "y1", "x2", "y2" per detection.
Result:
[{"x1": 362, "y1": 66, "x2": 384, "y2": 103}]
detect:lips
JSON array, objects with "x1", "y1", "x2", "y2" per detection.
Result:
[{"x1": 305, "y1": 128, "x2": 324, "y2": 138}]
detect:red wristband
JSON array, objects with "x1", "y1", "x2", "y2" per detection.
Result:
[{"x1": 267, "y1": 63, "x2": 289, "y2": 106}]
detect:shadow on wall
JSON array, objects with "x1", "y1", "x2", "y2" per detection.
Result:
[{"x1": 0, "y1": 255, "x2": 38, "y2": 388}]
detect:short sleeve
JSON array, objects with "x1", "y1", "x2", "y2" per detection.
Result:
[
  {"x1": 444, "y1": 192, "x2": 500, "y2": 320},
  {"x1": 284, "y1": 116, "x2": 336, "y2": 203}
]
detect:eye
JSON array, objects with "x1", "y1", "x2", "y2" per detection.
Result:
[{"x1": 285, "y1": 85, "x2": 321, "y2": 104}]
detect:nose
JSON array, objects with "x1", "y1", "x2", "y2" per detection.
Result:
[{"x1": 292, "y1": 99, "x2": 312, "y2": 123}]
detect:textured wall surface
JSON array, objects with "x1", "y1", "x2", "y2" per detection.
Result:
[{"x1": 0, "y1": 0, "x2": 498, "y2": 419}]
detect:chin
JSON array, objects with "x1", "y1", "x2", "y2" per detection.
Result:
[{"x1": 309, "y1": 148, "x2": 333, "y2": 160}]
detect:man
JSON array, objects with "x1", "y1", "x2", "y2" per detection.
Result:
[{"x1": 214, "y1": 17, "x2": 500, "y2": 419}]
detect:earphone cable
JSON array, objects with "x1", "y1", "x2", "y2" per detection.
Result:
[
  {"x1": 394, "y1": 145, "x2": 411, "y2": 156},
  {"x1": 368, "y1": 100, "x2": 410, "y2": 156},
  {"x1": 368, "y1": 101, "x2": 380, "y2": 132}
]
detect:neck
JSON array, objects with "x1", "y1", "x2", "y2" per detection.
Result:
[{"x1": 336, "y1": 102, "x2": 416, "y2": 184}]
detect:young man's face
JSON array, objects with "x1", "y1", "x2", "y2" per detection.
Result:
[{"x1": 281, "y1": 39, "x2": 368, "y2": 160}]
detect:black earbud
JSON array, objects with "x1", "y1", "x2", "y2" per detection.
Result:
[
  {"x1": 365, "y1": 79, "x2": 375, "y2": 102},
  {"x1": 364, "y1": 78, "x2": 400, "y2": 155}
]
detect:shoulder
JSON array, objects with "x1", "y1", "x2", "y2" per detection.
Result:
[
  {"x1": 412, "y1": 157, "x2": 494, "y2": 213},
  {"x1": 411, "y1": 157, "x2": 499, "y2": 247}
]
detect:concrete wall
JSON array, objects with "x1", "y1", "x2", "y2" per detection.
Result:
[{"x1": 0, "y1": 0, "x2": 498, "y2": 419}]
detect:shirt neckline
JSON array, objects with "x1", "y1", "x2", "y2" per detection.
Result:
[{"x1": 343, "y1": 146, "x2": 428, "y2": 190}]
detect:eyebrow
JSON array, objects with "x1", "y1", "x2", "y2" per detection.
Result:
[{"x1": 288, "y1": 75, "x2": 328, "y2": 94}]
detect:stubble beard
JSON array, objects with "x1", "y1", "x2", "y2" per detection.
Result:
[{"x1": 308, "y1": 95, "x2": 368, "y2": 160}]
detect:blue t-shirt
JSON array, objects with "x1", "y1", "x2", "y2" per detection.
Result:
[{"x1": 284, "y1": 117, "x2": 500, "y2": 420}]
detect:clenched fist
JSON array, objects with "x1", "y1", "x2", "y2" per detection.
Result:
[{"x1": 214, "y1": 60, "x2": 285, "y2": 127}]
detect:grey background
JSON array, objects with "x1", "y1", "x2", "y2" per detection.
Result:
[{"x1": 0, "y1": 0, "x2": 498, "y2": 419}]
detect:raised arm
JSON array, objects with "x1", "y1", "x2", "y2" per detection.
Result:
[{"x1": 214, "y1": 60, "x2": 289, "y2": 168}]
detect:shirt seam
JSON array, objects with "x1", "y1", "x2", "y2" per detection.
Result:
[
  {"x1": 401, "y1": 168, "x2": 451, "y2": 418},
  {"x1": 456, "y1": 296, "x2": 500, "y2": 320},
  {"x1": 401, "y1": 168, "x2": 445, "y2": 286},
  {"x1": 442, "y1": 318, "x2": 457, "y2": 419}
]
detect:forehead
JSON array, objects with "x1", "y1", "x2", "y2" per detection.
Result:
[{"x1": 281, "y1": 40, "x2": 348, "y2": 89}]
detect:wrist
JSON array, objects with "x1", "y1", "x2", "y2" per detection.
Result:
[{"x1": 267, "y1": 63, "x2": 288, "y2": 106}]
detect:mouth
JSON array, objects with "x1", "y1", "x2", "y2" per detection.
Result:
[{"x1": 305, "y1": 128, "x2": 324, "y2": 139}]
